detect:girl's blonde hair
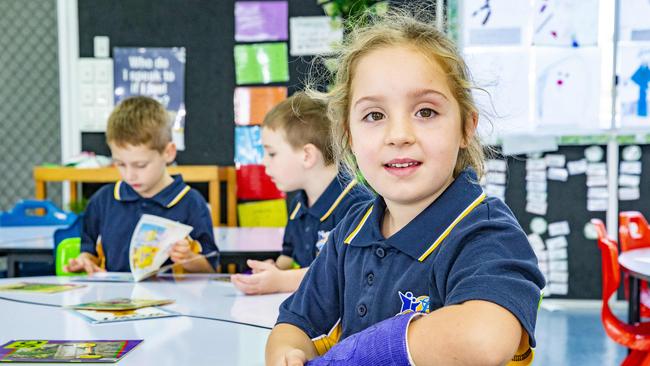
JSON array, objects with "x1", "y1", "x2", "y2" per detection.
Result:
[{"x1": 309, "y1": 8, "x2": 485, "y2": 182}]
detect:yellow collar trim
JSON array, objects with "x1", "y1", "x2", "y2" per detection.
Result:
[
  {"x1": 320, "y1": 179, "x2": 358, "y2": 222},
  {"x1": 289, "y1": 202, "x2": 302, "y2": 220},
  {"x1": 418, "y1": 193, "x2": 486, "y2": 262},
  {"x1": 113, "y1": 181, "x2": 122, "y2": 200},
  {"x1": 166, "y1": 186, "x2": 191, "y2": 208},
  {"x1": 344, "y1": 205, "x2": 374, "y2": 244}
]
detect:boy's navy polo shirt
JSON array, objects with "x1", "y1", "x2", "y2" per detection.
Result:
[
  {"x1": 81, "y1": 175, "x2": 218, "y2": 272},
  {"x1": 282, "y1": 176, "x2": 371, "y2": 268},
  {"x1": 277, "y1": 169, "x2": 545, "y2": 362}
]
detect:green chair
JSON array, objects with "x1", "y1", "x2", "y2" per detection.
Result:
[{"x1": 55, "y1": 237, "x2": 84, "y2": 276}]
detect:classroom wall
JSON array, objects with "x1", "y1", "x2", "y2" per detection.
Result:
[
  {"x1": 0, "y1": 0, "x2": 61, "y2": 210},
  {"x1": 77, "y1": 0, "x2": 324, "y2": 165}
]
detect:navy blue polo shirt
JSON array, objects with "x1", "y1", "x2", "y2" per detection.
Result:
[
  {"x1": 277, "y1": 169, "x2": 545, "y2": 361},
  {"x1": 81, "y1": 175, "x2": 218, "y2": 272},
  {"x1": 282, "y1": 176, "x2": 372, "y2": 268}
]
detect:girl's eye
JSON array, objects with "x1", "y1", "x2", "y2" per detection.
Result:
[
  {"x1": 363, "y1": 111, "x2": 384, "y2": 122},
  {"x1": 416, "y1": 108, "x2": 437, "y2": 118},
  {"x1": 267, "y1": 153, "x2": 276, "y2": 158}
]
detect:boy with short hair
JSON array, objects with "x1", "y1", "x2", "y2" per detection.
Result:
[
  {"x1": 65, "y1": 96, "x2": 218, "y2": 274},
  {"x1": 231, "y1": 92, "x2": 371, "y2": 295}
]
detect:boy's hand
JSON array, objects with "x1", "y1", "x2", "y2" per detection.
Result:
[
  {"x1": 231, "y1": 259, "x2": 285, "y2": 295},
  {"x1": 64, "y1": 253, "x2": 103, "y2": 274},
  {"x1": 170, "y1": 239, "x2": 197, "y2": 263}
]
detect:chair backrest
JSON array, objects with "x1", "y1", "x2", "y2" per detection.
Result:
[
  {"x1": 591, "y1": 218, "x2": 650, "y2": 350},
  {"x1": 55, "y1": 237, "x2": 82, "y2": 276},
  {"x1": 53, "y1": 214, "x2": 83, "y2": 250},
  {"x1": 0, "y1": 200, "x2": 77, "y2": 227},
  {"x1": 620, "y1": 211, "x2": 650, "y2": 252}
]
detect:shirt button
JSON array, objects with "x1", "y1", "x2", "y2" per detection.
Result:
[
  {"x1": 357, "y1": 304, "x2": 367, "y2": 317},
  {"x1": 375, "y1": 247, "x2": 385, "y2": 258},
  {"x1": 367, "y1": 273, "x2": 374, "y2": 285}
]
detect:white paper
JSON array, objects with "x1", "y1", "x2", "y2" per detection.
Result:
[
  {"x1": 486, "y1": 159, "x2": 507, "y2": 172},
  {"x1": 548, "y1": 221, "x2": 571, "y2": 237},
  {"x1": 622, "y1": 145, "x2": 642, "y2": 161},
  {"x1": 587, "y1": 187, "x2": 609, "y2": 199},
  {"x1": 532, "y1": 0, "x2": 599, "y2": 47},
  {"x1": 538, "y1": 262, "x2": 549, "y2": 273},
  {"x1": 528, "y1": 233, "x2": 546, "y2": 251},
  {"x1": 535, "y1": 48, "x2": 601, "y2": 129},
  {"x1": 526, "y1": 201, "x2": 548, "y2": 215},
  {"x1": 584, "y1": 145, "x2": 605, "y2": 162},
  {"x1": 486, "y1": 172, "x2": 507, "y2": 185},
  {"x1": 567, "y1": 159, "x2": 588, "y2": 175},
  {"x1": 527, "y1": 181, "x2": 548, "y2": 192},
  {"x1": 548, "y1": 282, "x2": 569, "y2": 295},
  {"x1": 526, "y1": 191, "x2": 548, "y2": 204},
  {"x1": 530, "y1": 217, "x2": 548, "y2": 234},
  {"x1": 620, "y1": 0, "x2": 650, "y2": 41},
  {"x1": 549, "y1": 271, "x2": 569, "y2": 284},
  {"x1": 526, "y1": 158, "x2": 548, "y2": 171},
  {"x1": 78, "y1": 58, "x2": 114, "y2": 132},
  {"x1": 587, "y1": 199, "x2": 608, "y2": 212},
  {"x1": 546, "y1": 236, "x2": 569, "y2": 250},
  {"x1": 586, "y1": 163, "x2": 607, "y2": 176},
  {"x1": 502, "y1": 135, "x2": 558, "y2": 156},
  {"x1": 129, "y1": 214, "x2": 193, "y2": 282},
  {"x1": 586, "y1": 175, "x2": 608, "y2": 187},
  {"x1": 619, "y1": 174, "x2": 641, "y2": 187},
  {"x1": 619, "y1": 187, "x2": 641, "y2": 201},
  {"x1": 464, "y1": 49, "x2": 531, "y2": 136},
  {"x1": 289, "y1": 16, "x2": 343, "y2": 56},
  {"x1": 549, "y1": 247, "x2": 568, "y2": 260},
  {"x1": 620, "y1": 161, "x2": 642, "y2": 175},
  {"x1": 486, "y1": 184, "x2": 506, "y2": 199},
  {"x1": 534, "y1": 249, "x2": 549, "y2": 262},
  {"x1": 545, "y1": 154, "x2": 566, "y2": 167},
  {"x1": 547, "y1": 168, "x2": 568, "y2": 181},
  {"x1": 617, "y1": 44, "x2": 650, "y2": 127},
  {"x1": 526, "y1": 170, "x2": 547, "y2": 182},
  {"x1": 550, "y1": 260, "x2": 568, "y2": 271},
  {"x1": 462, "y1": 0, "x2": 531, "y2": 46}
]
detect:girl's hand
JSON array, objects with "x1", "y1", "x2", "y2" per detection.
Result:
[{"x1": 231, "y1": 259, "x2": 284, "y2": 295}]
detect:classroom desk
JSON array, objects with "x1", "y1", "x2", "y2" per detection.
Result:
[
  {"x1": 0, "y1": 276, "x2": 288, "y2": 365},
  {"x1": 0, "y1": 227, "x2": 283, "y2": 277},
  {"x1": 618, "y1": 248, "x2": 650, "y2": 325},
  {"x1": 0, "y1": 226, "x2": 64, "y2": 277}
]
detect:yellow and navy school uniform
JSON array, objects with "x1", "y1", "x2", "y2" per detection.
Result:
[
  {"x1": 282, "y1": 176, "x2": 371, "y2": 268},
  {"x1": 277, "y1": 169, "x2": 545, "y2": 365},
  {"x1": 80, "y1": 175, "x2": 218, "y2": 272}
]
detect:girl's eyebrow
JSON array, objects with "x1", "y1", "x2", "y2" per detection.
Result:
[
  {"x1": 409, "y1": 88, "x2": 449, "y2": 101},
  {"x1": 352, "y1": 95, "x2": 384, "y2": 109}
]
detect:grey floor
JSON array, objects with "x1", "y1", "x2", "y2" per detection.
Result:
[{"x1": 533, "y1": 301, "x2": 627, "y2": 365}]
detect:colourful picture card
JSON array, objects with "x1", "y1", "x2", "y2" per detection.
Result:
[
  {"x1": 236, "y1": 164, "x2": 285, "y2": 200},
  {"x1": 234, "y1": 86, "x2": 287, "y2": 125},
  {"x1": 234, "y1": 43, "x2": 289, "y2": 85},
  {"x1": 235, "y1": 1, "x2": 288, "y2": 42},
  {"x1": 238, "y1": 199, "x2": 288, "y2": 227}
]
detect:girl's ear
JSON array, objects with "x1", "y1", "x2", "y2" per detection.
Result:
[
  {"x1": 302, "y1": 143, "x2": 322, "y2": 169},
  {"x1": 461, "y1": 112, "x2": 478, "y2": 148},
  {"x1": 163, "y1": 142, "x2": 177, "y2": 164}
]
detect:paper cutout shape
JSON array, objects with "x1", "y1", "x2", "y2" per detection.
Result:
[
  {"x1": 235, "y1": 126, "x2": 264, "y2": 165},
  {"x1": 238, "y1": 199, "x2": 288, "y2": 227},
  {"x1": 235, "y1": 1, "x2": 288, "y2": 42},
  {"x1": 234, "y1": 43, "x2": 289, "y2": 85},
  {"x1": 234, "y1": 86, "x2": 287, "y2": 125}
]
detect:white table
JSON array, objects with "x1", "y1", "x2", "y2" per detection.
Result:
[
  {"x1": 0, "y1": 276, "x2": 290, "y2": 365},
  {"x1": 0, "y1": 227, "x2": 284, "y2": 277}
]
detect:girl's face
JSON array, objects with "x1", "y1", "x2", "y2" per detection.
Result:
[{"x1": 348, "y1": 45, "x2": 470, "y2": 209}]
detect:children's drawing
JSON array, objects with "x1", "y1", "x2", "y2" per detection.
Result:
[
  {"x1": 619, "y1": 0, "x2": 650, "y2": 41},
  {"x1": 462, "y1": 0, "x2": 530, "y2": 46},
  {"x1": 617, "y1": 45, "x2": 650, "y2": 127},
  {"x1": 532, "y1": 0, "x2": 599, "y2": 47},
  {"x1": 535, "y1": 48, "x2": 600, "y2": 129}
]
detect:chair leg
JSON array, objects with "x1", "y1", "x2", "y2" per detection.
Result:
[{"x1": 622, "y1": 350, "x2": 648, "y2": 366}]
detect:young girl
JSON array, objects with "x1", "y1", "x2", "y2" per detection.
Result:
[{"x1": 266, "y1": 9, "x2": 545, "y2": 366}]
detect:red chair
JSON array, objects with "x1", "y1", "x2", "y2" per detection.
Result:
[
  {"x1": 620, "y1": 212, "x2": 650, "y2": 318},
  {"x1": 592, "y1": 218, "x2": 650, "y2": 366}
]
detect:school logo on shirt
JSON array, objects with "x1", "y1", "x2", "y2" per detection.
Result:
[
  {"x1": 397, "y1": 291, "x2": 430, "y2": 315},
  {"x1": 315, "y1": 230, "x2": 331, "y2": 254}
]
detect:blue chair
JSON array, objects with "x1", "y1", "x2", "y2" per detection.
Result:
[{"x1": 0, "y1": 200, "x2": 77, "y2": 227}]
